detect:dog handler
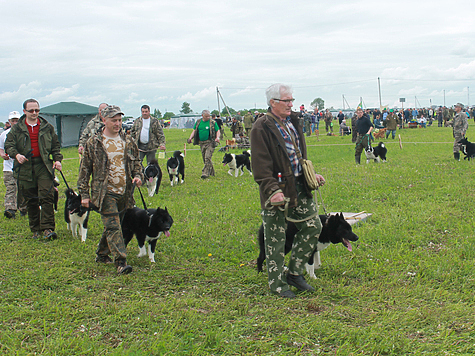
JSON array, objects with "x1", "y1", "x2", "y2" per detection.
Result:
[
  {"x1": 452, "y1": 103, "x2": 468, "y2": 161},
  {"x1": 77, "y1": 105, "x2": 143, "y2": 275},
  {"x1": 251, "y1": 83, "x2": 325, "y2": 299},
  {"x1": 5, "y1": 99, "x2": 63, "y2": 239},
  {"x1": 354, "y1": 107, "x2": 374, "y2": 164}
]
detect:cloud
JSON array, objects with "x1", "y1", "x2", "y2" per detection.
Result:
[
  {"x1": 40, "y1": 84, "x2": 80, "y2": 102},
  {"x1": 0, "y1": 81, "x2": 42, "y2": 103},
  {"x1": 124, "y1": 92, "x2": 147, "y2": 104},
  {"x1": 177, "y1": 87, "x2": 216, "y2": 102}
]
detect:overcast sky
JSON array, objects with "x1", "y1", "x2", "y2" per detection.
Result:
[{"x1": 1, "y1": 0, "x2": 474, "y2": 121}]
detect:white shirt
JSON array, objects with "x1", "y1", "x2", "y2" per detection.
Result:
[
  {"x1": 139, "y1": 118, "x2": 150, "y2": 144},
  {"x1": 0, "y1": 128, "x2": 13, "y2": 172}
]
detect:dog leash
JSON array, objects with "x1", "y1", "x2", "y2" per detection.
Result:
[
  {"x1": 136, "y1": 184, "x2": 148, "y2": 210},
  {"x1": 314, "y1": 187, "x2": 329, "y2": 216}
]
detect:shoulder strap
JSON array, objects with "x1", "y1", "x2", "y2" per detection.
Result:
[{"x1": 268, "y1": 113, "x2": 303, "y2": 161}]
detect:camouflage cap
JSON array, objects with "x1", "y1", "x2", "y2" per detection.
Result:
[
  {"x1": 101, "y1": 105, "x2": 124, "y2": 118},
  {"x1": 454, "y1": 103, "x2": 464, "y2": 109}
]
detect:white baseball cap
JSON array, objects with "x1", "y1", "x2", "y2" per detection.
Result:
[{"x1": 9, "y1": 111, "x2": 21, "y2": 120}]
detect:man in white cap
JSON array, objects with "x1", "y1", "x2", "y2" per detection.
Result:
[{"x1": 0, "y1": 111, "x2": 27, "y2": 219}]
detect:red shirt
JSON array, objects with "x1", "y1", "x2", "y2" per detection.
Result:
[{"x1": 28, "y1": 119, "x2": 41, "y2": 158}]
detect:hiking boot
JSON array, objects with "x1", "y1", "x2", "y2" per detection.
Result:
[
  {"x1": 287, "y1": 273, "x2": 315, "y2": 292},
  {"x1": 117, "y1": 262, "x2": 133, "y2": 275},
  {"x1": 95, "y1": 255, "x2": 113, "y2": 264},
  {"x1": 278, "y1": 290, "x2": 296, "y2": 299},
  {"x1": 43, "y1": 229, "x2": 57, "y2": 240},
  {"x1": 4, "y1": 210, "x2": 15, "y2": 219},
  {"x1": 454, "y1": 152, "x2": 460, "y2": 161},
  {"x1": 200, "y1": 174, "x2": 208, "y2": 179}
]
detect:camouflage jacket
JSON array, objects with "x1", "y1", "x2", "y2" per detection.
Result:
[
  {"x1": 5, "y1": 115, "x2": 62, "y2": 181},
  {"x1": 453, "y1": 112, "x2": 468, "y2": 136},
  {"x1": 78, "y1": 114, "x2": 104, "y2": 148},
  {"x1": 77, "y1": 130, "x2": 143, "y2": 211},
  {"x1": 130, "y1": 116, "x2": 166, "y2": 151},
  {"x1": 243, "y1": 113, "x2": 254, "y2": 129}
]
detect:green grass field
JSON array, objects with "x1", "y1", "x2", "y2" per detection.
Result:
[{"x1": 1, "y1": 123, "x2": 474, "y2": 355}]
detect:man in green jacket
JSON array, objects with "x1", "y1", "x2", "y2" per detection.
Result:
[{"x1": 5, "y1": 99, "x2": 63, "y2": 240}]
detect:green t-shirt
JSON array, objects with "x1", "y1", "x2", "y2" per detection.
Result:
[{"x1": 194, "y1": 119, "x2": 219, "y2": 141}]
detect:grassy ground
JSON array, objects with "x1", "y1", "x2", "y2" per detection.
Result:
[{"x1": 0, "y1": 122, "x2": 474, "y2": 355}]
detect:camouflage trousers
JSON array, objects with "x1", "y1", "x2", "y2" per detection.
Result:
[
  {"x1": 3, "y1": 171, "x2": 26, "y2": 212},
  {"x1": 19, "y1": 161, "x2": 55, "y2": 232},
  {"x1": 355, "y1": 134, "x2": 370, "y2": 157},
  {"x1": 199, "y1": 140, "x2": 216, "y2": 177},
  {"x1": 262, "y1": 181, "x2": 322, "y2": 295},
  {"x1": 97, "y1": 192, "x2": 128, "y2": 266},
  {"x1": 453, "y1": 133, "x2": 464, "y2": 154}
]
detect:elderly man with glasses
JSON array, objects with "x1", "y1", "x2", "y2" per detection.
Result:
[
  {"x1": 5, "y1": 99, "x2": 63, "y2": 240},
  {"x1": 251, "y1": 83, "x2": 325, "y2": 299}
]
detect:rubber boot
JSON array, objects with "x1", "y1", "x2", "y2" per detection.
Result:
[
  {"x1": 355, "y1": 155, "x2": 361, "y2": 164},
  {"x1": 454, "y1": 152, "x2": 460, "y2": 161}
]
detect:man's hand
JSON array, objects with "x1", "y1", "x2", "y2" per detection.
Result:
[
  {"x1": 78, "y1": 146, "x2": 84, "y2": 155},
  {"x1": 132, "y1": 177, "x2": 142, "y2": 187},
  {"x1": 81, "y1": 198, "x2": 90, "y2": 208},
  {"x1": 315, "y1": 174, "x2": 325, "y2": 187},
  {"x1": 53, "y1": 161, "x2": 62, "y2": 171},
  {"x1": 16, "y1": 154, "x2": 28, "y2": 164},
  {"x1": 215, "y1": 137, "x2": 220, "y2": 143},
  {"x1": 159, "y1": 145, "x2": 166, "y2": 150},
  {"x1": 187, "y1": 138, "x2": 192, "y2": 144},
  {"x1": 270, "y1": 192, "x2": 285, "y2": 206},
  {"x1": 0, "y1": 152, "x2": 9, "y2": 160}
]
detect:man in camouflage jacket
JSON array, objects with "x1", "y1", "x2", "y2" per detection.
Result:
[
  {"x1": 452, "y1": 103, "x2": 468, "y2": 161},
  {"x1": 78, "y1": 103, "x2": 108, "y2": 154},
  {"x1": 77, "y1": 105, "x2": 143, "y2": 274},
  {"x1": 129, "y1": 105, "x2": 166, "y2": 165}
]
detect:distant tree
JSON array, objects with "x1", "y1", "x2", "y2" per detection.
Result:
[
  {"x1": 221, "y1": 107, "x2": 236, "y2": 117},
  {"x1": 311, "y1": 98, "x2": 325, "y2": 110},
  {"x1": 163, "y1": 112, "x2": 175, "y2": 120},
  {"x1": 180, "y1": 102, "x2": 192, "y2": 114},
  {"x1": 211, "y1": 110, "x2": 220, "y2": 116},
  {"x1": 0, "y1": 122, "x2": 4, "y2": 128},
  {"x1": 153, "y1": 108, "x2": 162, "y2": 118}
]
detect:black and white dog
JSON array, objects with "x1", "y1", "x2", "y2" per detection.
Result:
[
  {"x1": 458, "y1": 137, "x2": 475, "y2": 160},
  {"x1": 257, "y1": 213, "x2": 359, "y2": 279},
  {"x1": 64, "y1": 188, "x2": 90, "y2": 242},
  {"x1": 166, "y1": 151, "x2": 185, "y2": 186},
  {"x1": 122, "y1": 206, "x2": 174, "y2": 263},
  {"x1": 143, "y1": 159, "x2": 162, "y2": 197},
  {"x1": 365, "y1": 142, "x2": 387, "y2": 163},
  {"x1": 222, "y1": 150, "x2": 252, "y2": 177}
]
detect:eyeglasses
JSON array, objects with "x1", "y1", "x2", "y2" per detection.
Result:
[
  {"x1": 272, "y1": 98, "x2": 295, "y2": 103},
  {"x1": 25, "y1": 109, "x2": 40, "y2": 113}
]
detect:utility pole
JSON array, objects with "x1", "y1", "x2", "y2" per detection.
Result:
[
  {"x1": 378, "y1": 77, "x2": 382, "y2": 109},
  {"x1": 216, "y1": 87, "x2": 220, "y2": 115},
  {"x1": 342, "y1": 94, "x2": 345, "y2": 110},
  {"x1": 468, "y1": 86, "x2": 470, "y2": 107},
  {"x1": 443, "y1": 90, "x2": 446, "y2": 107}
]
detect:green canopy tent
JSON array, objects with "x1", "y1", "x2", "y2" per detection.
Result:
[{"x1": 40, "y1": 101, "x2": 98, "y2": 147}]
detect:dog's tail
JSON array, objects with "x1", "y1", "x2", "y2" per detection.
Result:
[
  {"x1": 243, "y1": 150, "x2": 251, "y2": 156},
  {"x1": 173, "y1": 150, "x2": 182, "y2": 158}
]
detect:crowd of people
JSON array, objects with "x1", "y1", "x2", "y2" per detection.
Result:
[{"x1": 0, "y1": 93, "x2": 471, "y2": 290}]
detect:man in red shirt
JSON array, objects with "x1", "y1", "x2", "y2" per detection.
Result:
[{"x1": 5, "y1": 99, "x2": 63, "y2": 239}]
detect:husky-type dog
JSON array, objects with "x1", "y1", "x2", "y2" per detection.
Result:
[
  {"x1": 122, "y1": 206, "x2": 173, "y2": 263},
  {"x1": 257, "y1": 213, "x2": 359, "y2": 279},
  {"x1": 365, "y1": 142, "x2": 387, "y2": 163},
  {"x1": 166, "y1": 151, "x2": 185, "y2": 186},
  {"x1": 143, "y1": 159, "x2": 162, "y2": 197},
  {"x1": 64, "y1": 188, "x2": 90, "y2": 242},
  {"x1": 222, "y1": 150, "x2": 252, "y2": 177}
]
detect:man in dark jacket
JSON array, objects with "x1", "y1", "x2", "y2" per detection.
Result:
[
  {"x1": 5, "y1": 99, "x2": 63, "y2": 239},
  {"x1": 354, "y1": 107, "x2": 374, "y2": 164},
  {"x1": 251, "y1": 83, "x2": 325, "y2": 299}
]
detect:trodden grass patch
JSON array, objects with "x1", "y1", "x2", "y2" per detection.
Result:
[{"x1": 0, "y1": 123, "x2": 474, "y2": 355}]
